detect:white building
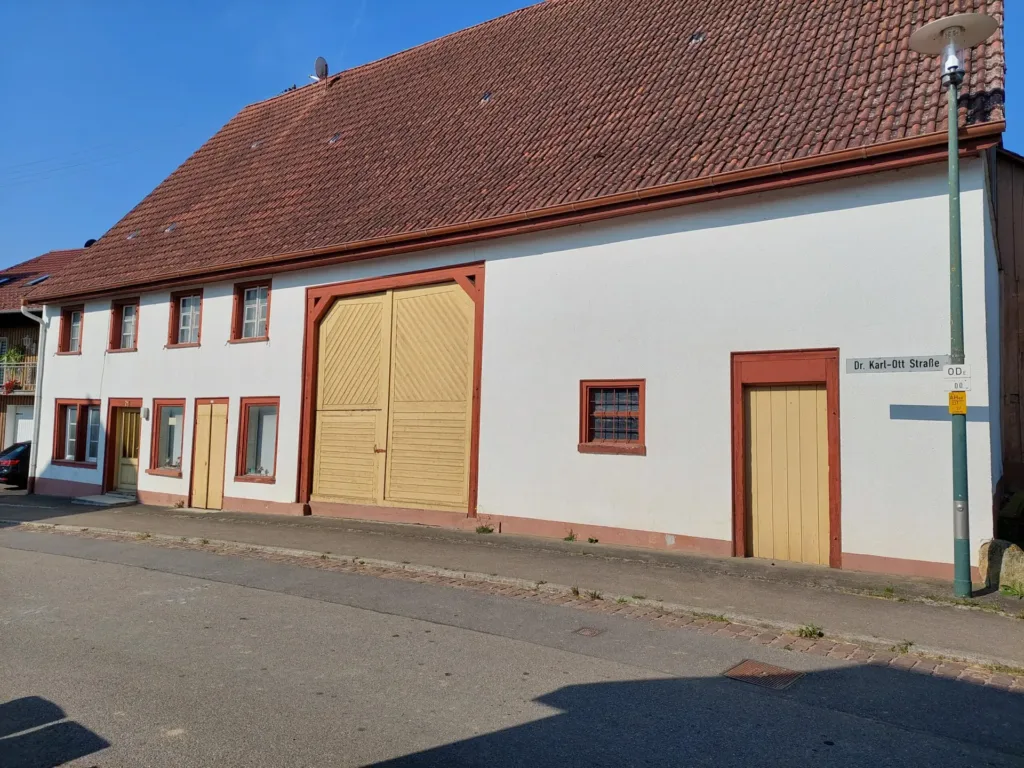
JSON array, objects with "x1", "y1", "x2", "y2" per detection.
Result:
[{"x1": 25, "y1": 0, "x2": 1019, "y2": 579}]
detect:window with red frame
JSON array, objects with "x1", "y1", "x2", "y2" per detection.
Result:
[
  {"x1": 58, "y1": 306, "x2": 84, "y2": 353},
  {"x1": 109, "y1": 299, "x2": 139, "y2": 351},
  {"x1": 578, "y1": 380, "x2": 646, "y2": 456},
  {"x1": 54, "y1": 400, "x2": 101, "y2": 464}
]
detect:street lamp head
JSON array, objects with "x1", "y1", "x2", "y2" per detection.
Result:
[{"x1": 910, "y1": 13, "x2": 998, "y2": 86}]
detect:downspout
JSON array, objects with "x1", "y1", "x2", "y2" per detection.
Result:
[{"x1": 20, "y1": 301, "x2": 45, "y2": 493}]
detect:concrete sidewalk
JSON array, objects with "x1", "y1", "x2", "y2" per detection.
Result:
[{"x1": 2, "y1": 496, "x2": 1023, "y2": 666}]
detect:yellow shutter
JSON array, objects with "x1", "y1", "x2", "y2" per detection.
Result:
[
  {"x1": 384, "y1": 283, "x2": 475, "y2": 510},
  {"x1": 191, "y1": 404, "x2": 212, "y2": 509},
  {"x1": 312, "y1": 293, "x2": 392, "y2": 503},
  {"x1": 207, "y1": 403, "x2": 228, "y2": 510},
  {"x1": 747, "y1": 385, "x2": 830, "y2": 565}
]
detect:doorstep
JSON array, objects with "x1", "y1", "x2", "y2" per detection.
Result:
[{"x1": 71, "y1": 493, "x2": 137, "y2": 508}]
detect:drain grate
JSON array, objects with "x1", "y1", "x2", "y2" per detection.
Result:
[
  {"x1": 724, "y1": 659, "x2": 803, "y2": 690},
  {"x1": 574, "y1": 627, "x2": 604, "y2": 637}
]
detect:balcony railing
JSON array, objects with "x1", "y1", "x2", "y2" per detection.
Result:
[{"x1": 1, "y1": 362, "x2": 36, "y2": 393}]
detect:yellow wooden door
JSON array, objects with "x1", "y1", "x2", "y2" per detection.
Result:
[
  {"x1": 384, "y1": 283, "x2": 475, "y2": 510},
  {"x1": 312, "y1": 293, "x2": 392, "y2": 503},
  {"x1": 746, "y1": 386, "x2": 830, "y2": 565},
  {"x1": 115, "y1": 409, "x2": 141, "y2": 491},
  {"x1": 191, "y1": 402, "x2": 227, "y2": 510}
]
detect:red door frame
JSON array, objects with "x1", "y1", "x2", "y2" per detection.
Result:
[
  {"x1": 103, "y1": 397, "x2": 143, "y2": 493},
  {"x1": 296, "y1": 262, "x2": 485, "y2": 516},
  {"x1": 188, "y1": 397, "x2": 230, "y2": 509},
  {"x1": 730, "y1": 349, "x2": 842, "y2": 568}
]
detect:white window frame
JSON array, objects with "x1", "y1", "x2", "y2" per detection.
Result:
[
  {"x1": 178, "y1": 296, "x2": 200, "y2": 345},
  {"x1": 64, "y1": 407, "x2": 78, "y2": 460},
  {"x1": 85, "y1": 406, "x2": 100, "y2": 463},
  {"x1": 119, "y1": 304, "x2": 137, "y2": 350},
  {"x1": 69, "y1": 311, "x2": 82, "y2": 353},
  {"x1": 241, "y1": 286, "x2": 268, "y2": 339}
]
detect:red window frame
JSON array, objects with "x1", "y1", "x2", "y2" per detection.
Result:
[
  {"x1": 578, "y1": 379, "x2": 646, "y2": 456},
  {"x1": 167, "y1": 290, "x2": 203, "y2": 348},
  {"x1": 229, "y1": 281, "x2": 271, "y2": 343},
  {"x1": 235, "y1": 396, "x2": 279, "y2": 483},
  {"x1": 53, "y1": 398, "x2": 101, "y2": 467},
  {"x1": 148, "y1": 398, "x2": 187, "y2": 477},
  {"x1": 57, "y1": 305, "x2": 84, "y2": 355},
  {"x1": 108, "y1": 298, "x2": 140, "y2": 352}
]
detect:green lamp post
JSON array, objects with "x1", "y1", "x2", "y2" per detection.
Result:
[{"x1": 910, "y1": 13, "x2": 998, "y2": 598}]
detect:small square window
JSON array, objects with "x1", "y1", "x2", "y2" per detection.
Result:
[
  {"x1": 236, "y1": 398, "x2": 278, "y2": 481},
  {"x1": 578, "y1": 380, "x2": 646, "y2": 456}
]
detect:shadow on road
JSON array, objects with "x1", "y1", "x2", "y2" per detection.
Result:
[
  {"x1": 372, "y1": 664, "x2": 1024, "y2": 767},
  {"x1": 0, "y1": 696, "x2": 110, "y2": 768}
]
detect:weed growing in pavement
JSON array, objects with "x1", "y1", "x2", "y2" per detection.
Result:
[
  {"x1": 475, "y1": 525, "x2": 494, "y2": 534},
  {"x1": 137, "y1": 532, "x2": 151, "y2": 540},
  {"x1": 616, "y1": 597, "x2": 628, "y2": 604},
  {"x1": 586, "y1": 590, "x2": 602, "y2": 601},
  {"x1": 80, "y1": 528, "x2": 89, "y2": 532},
  {"x1": 1001, "y1": 582, "x2": 1024, "y2": 599},
  {"x1": 797, "y1": 624, "x2": 824, "y2": 639},
  {"x1": 571, "y1": 586, "x2": 580, "y2": 597},
  {"x1": 173, "y1": 500, "x2": 185, "y2": 508},
  {"x1": 180, "y1": 537, "x2": 187, "y2": 542},
  {"x1": 564, "y1": 529, "x2": 577, "y2": 542},
  {"x1": 890, "y1": 639, "x2": 914, "y2": 655},
  {"x1": 320, "y1": 553, "x2": 328, "y2": 560},
  {"x1": 200, "y1": 538, "x2": 209, "y2": 545},
  {"x1": 536, "y1": 580, "x2": 547, "y2": 585},
  {"x1": 587, "y1": 537, "x2": 599, "y2": 544},
  {"x1": 693, "y1": 612, "x2": 728, "y2": 622},
  {"x1": 632, "y1": 594, "x2": 646, "y2": 600},
  {"x1": 986, "y1": 661, "x2": 1024, "y2": 676}
]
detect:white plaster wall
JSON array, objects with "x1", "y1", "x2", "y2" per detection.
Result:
[
  {"x1": 476, "y1": 161, "x2": 995, "y2": 566},
  {"x1": 37, "y1": 160, "x2": 997, "y2": 565}
]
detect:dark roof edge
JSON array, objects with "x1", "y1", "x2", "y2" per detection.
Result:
[{"x1": 32, "y1": 121, "x2": 1005, "y2": 305}]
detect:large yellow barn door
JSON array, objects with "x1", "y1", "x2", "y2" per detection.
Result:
[
  {"x1": 312, "y1": 282, "x2": 475, "y2": 511},
  {"x1": 312, "y1": 293, "x2": 392, "y2": 504},
  {"x1": 746, "y1": 386, "x2": 830, "y2": 565},
  {"x1": 383, "y1": 284, "x2": 475, "y2": 510}
]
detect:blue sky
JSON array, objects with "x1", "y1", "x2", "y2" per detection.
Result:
[{"x1": 0, "y1": 1, "x2": 1019, "y2": 268}]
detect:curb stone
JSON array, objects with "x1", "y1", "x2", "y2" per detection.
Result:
[{"x1": 7, "y1": 519, "x2": 1024, "y2": 691}]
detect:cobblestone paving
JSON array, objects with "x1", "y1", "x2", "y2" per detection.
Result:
[{"x1": 16, "y1": 522, "x2": 1024, "y2": 693}]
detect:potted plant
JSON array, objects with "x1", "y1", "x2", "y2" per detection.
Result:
[{"x1": 0, "y1": 347, "x2": 24, "y2": 392}]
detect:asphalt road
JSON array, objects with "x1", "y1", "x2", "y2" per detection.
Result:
[{"x1": 1, "y1": 529, "x2": 1021, "y2": 767}]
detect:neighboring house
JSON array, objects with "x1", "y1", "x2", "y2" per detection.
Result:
[
  {"x1": 0, "y1": 249, "x2": 82, "y2": 449},
  {"x1": 21, "y1": 0, "x2": 1017, "y2": 578}
]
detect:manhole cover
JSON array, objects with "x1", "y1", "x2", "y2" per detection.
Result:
[
  {"x1": 575, "y1": 627, "x2": 604, "y2": 637},
  {"x1": 724, "y1": 659, "x2": 803, "y2": 690}
]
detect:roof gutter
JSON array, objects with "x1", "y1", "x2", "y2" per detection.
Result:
[
  {"x1": 33, "y1": 121, "x2": 1005, "y2": 304},
  {"x1": 19, "y1": 300, "x2": 44, "y2": 493}
]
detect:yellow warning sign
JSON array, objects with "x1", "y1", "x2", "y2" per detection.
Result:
[{"x1": 948, "y1": 391, "x2": 967, "y2": 415}]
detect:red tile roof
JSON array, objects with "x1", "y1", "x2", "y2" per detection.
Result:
[
  {"x1": 34, "y1": 0, "x2": 1005, "y2": 301},
  {"x1": 0, "y1": 249, "x2": 83, "y2": 311}
]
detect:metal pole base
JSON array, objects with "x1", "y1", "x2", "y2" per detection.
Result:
[{"x1": 953, "y1": 537, "x2": 972, "y2": 597}]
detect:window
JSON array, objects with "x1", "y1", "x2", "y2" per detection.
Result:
[
  {"x1": 54, "y1": 400, "x2": 101, "y2": 465},
  {"x1": 26, "y1": 274, "x2": 49, "y2": 286},
  {"x1": 149, "y1": 400, "x2": 185, "y2": 475},
  {"x1": 236, "y1": 397, "x2": 278, "y2": 481},
  {"x1": 109, "y1": 299, "x2": 139, "y2": 352},
  {"x1": 58, "y1": 306, "x2": 84, "y2": 354},
  {"x1": 578, "y1": 380, "x2": 646, "y2": 456},
  {"x1": 168, "y1": 290, "x2": 202, "y2": 347},
  {"x1": 231, "y1": 282, "x2": 270, "y2": 341}
]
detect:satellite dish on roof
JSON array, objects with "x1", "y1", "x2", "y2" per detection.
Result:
[
  {"x1": 83, "y1": 238, "x2": 96, "y2": 248},
  {"x1": 310, "y1": 56, "x2": 328, "y2": 82}
]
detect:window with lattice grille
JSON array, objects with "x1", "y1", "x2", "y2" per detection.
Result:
[{"x1": 578, "y1": 380, "x2": 646, "y2": 456}]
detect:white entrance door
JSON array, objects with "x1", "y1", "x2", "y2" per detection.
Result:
[{"x1": 13, "y1": 406, "x2": 32, "y2": 443}]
